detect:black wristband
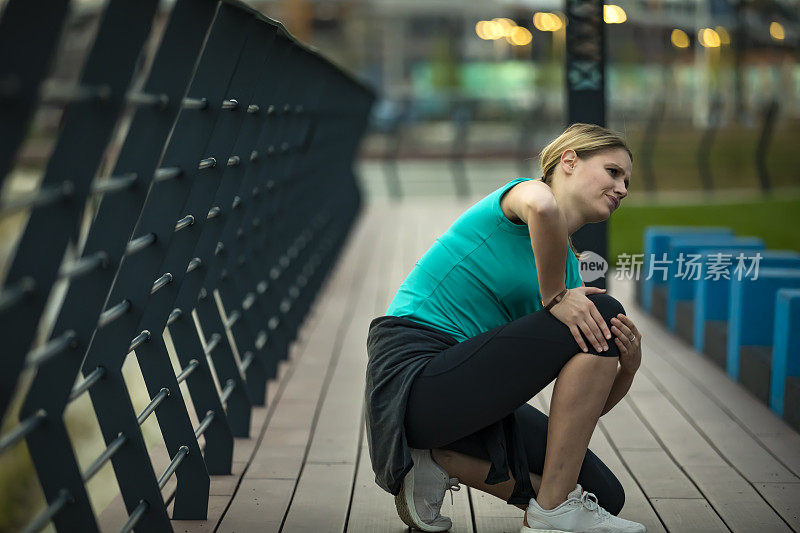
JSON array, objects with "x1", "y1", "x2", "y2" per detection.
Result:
[{"x1": 543, "y1": 288, "x2": 568, "y2": 311}]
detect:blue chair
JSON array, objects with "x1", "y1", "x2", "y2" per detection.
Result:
[
  {"x1": 639, "y1": 227, "x2": 733, "y2": 312},
  {"x1": 666, "y1": 237, "x2": 764, "y2": 336},
  {"x1": 727, "y1": 269, "x2": 800, "y2": 390},
  {"x1": 769, "y1": 289, "x2": 800, "y2": 431},
  {"x1": 694, "y1": 250, "x2": 800, "y2": 366},
  {"x1": 649, "y1": 232, "x2": 739, "y2": 323}
]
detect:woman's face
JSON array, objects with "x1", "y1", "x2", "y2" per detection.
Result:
[{"x1": 565, "y1": 147, "x2": 632, "y2": 223}]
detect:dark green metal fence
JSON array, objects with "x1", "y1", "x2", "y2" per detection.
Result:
[{"x1": 0, "y1": 0, "x2": 373, "y2": 530}]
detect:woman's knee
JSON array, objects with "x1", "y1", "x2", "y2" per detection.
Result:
[{"x1": 586, "y1": 293, "x2": 626, "y2": 324}]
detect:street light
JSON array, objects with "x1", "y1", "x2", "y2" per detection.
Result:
[
  {"x1": 603, "y1": 5, "x2": 627, "y2": 24},
  {"x1": 671, "y1": 29, "x2": 690, "y2": 48},
  {"x1": 533, "y1": 12, "x2": 563, "y2": 32},
  {"x1": 769, "y1": 21, "x2": 785, "y2": 40},
  {"x1": 698, "y1": 27, "x2": 721, "y2": 47},
  {"x1": 507, "y1": 26, "x2": 533, "y2": 46}
]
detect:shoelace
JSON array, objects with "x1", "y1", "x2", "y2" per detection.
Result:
[
  {"x1": 433, "y1": 477, "x2": 462, "y2": 508},
  {"x1": 579, "y1": 491, "x2": 610, "y2": 519}
]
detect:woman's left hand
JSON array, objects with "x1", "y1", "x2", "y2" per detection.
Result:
[{"x1": 610, "y1": 313, "x2": 641, "y2": 375}]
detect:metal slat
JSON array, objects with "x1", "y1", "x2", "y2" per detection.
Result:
[
  {"x1": 119, "y1": 500, "x2": 148, "y2": 533},
  {"x1": 0, "y1": 0, "x2": 162, "y2": 431},
  {"x1": 136, "y1": 388, "x2": 169, "y2": 425},
  {"x1": 21, "y1": 488, "x2": 72, "y2": 533},
  {"x1": 90, "y1": 173, "x2": 138, "y2": 195},
  {"x1": 0, "y1": 0, "x2": 71, "y2": 189},
  {"x1": 25, "y1": 331, "x2": 77, "y2": 369},
  {"x1": 128, "y1": 330, "x2": 151, "y2": 352},
  {"x1": 73, "y1": 6, "x2": 257, "y2": 523},
  {"x1": 0, "y1": 410, "x2": 46, "y2": 454},
  {"x1": 126, "y1": 233, "x2": 157, "y2": 255},
  {"x1": 176, "y1": 360, "x2": 199, "y2": 384},
  {"x1": 82, "y1": 433, "x2": 127, "y2": 482},
  {"x1": 220, "y1": 379, "x2": 236, "y2": 404},
  {"x1": 59, "y1": 252, "x2": 109, "y2": 281},
  {"x1": 157, "y1": 445, "x2": 189, "y2": 489},
  {"x1": 3, "y1": 3, "x2": 375, "y2": 532},
  {"x1": 69, "y1": 367, "x2": 106, "y2": 402},
  {"x1": 193, "y1": 410, "x2": 215, "y2": 439},
  {"x1": 0, "y1": 182, "x2": 74, "y2": 218},
  {"x1": 13, "y1": 3, "x2": 224, "y2": 532}
]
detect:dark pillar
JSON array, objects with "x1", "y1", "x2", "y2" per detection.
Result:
[{"x1": 565, "y1": 0, "x2": 607, "y2": 288}]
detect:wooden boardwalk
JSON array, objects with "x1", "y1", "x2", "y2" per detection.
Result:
[{"x1": 175, "y1": 201, "x2": 800, "y2": 533}]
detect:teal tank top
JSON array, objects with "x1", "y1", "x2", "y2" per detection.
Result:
[{"x1": 385, "y1": 177, "x2": 584, "y2": 342}]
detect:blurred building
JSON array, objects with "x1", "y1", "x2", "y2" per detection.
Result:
[{"x1": 2, "y1": 0, "x2": 798, "y2": 187}]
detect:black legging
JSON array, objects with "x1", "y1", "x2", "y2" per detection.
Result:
[{"x1": 404, "y1": 293, "x2": 627, "y2": 515}]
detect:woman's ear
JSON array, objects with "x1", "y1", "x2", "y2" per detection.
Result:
[{"x1": 560, "y1": 149, "x2": 577, "y2": 175}]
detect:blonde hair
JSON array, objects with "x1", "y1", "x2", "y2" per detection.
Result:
[{"x1": 537, "y1": 123, "x2": 633, "y2": 257}]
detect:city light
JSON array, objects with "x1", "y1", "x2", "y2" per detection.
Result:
[
  {"x1": 670, "y1": 29, "x2": 690, "y2": 48},
  {"x1": 698, "y1": 27, "x2": 721, "y2": 48},
  {"x1": 533, "y1": 12, "x2": 563, "y2": 32},
  {"x1": 493, "y1": 17, "x2": 516, "y2": 36},
  {"x1": 715, "y1": 26, "x2": 730, "y2": 45},
  {"x1": 603, "y1": 5, "x2": 627, "y2": 24},
  {"x1": 507, "y1": 26, "x2": 533, "y2": 46},
  {"x1": 475, "y1": 20, "x2": 504, "y2": 40},
  {"x1": 475, "y1": 18, "x2": 532, "y2": 45},
  {"x1": 770, "y1": 21, "x2": 785, "y2": 40}
]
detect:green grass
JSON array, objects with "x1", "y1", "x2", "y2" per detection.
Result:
[
  {"x1": 608, "y1": 197, "x2": 800, "y2": 264},
  {"x1": 621, "y1": 120, "x2": 800, "y2": 191}
]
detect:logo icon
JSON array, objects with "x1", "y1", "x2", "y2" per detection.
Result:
[{"x1": 578, "y1": 250, "x2": 608, "y2": 282}]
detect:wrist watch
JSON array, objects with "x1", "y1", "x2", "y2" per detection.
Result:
[{"x1": 542, "y1": 288, "x2": 568, "y2": 312}]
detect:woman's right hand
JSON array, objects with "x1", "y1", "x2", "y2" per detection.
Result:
[{"x1": 547, "y1": 286, "x2": 613, "y2": 353}]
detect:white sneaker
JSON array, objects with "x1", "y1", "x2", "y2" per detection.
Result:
[
  {"x1": 395, "y1": 448, "x2": 461, "y2": 532},
  {"x1": 521, "y1": 483, "x2": 646, "y2": 533}
]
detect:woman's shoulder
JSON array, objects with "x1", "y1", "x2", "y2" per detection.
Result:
[{"x1": 499, "y1": 178, "x2": 557, "y2": 224}]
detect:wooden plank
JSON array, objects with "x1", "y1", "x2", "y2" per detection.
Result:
[
  {"x1": 170, "y1": 495, "x2": 229, "y2": 533},
  {"x1": 614, "y1": 290, "x2": 798, "y2": 484},
  {"x1": 598, "y1": 390, "x2": 664, "y2": 451},
  {"x1": 209, "y1": 461, "x2": 245, "y2": 496},
  {"x1": 232, "y1": 435, "x2": 258, "y2": 464},
  {"x1": 169, "y1": 328, "x2": 315, "y2": 533},
  {"x1": 619, "y1": 450, "x2": 702, "y2": 499},
  {"x1": 605, "y1": 279, "x2": 798, "y2": 529},
  {"x1": 246, "y1": 427, "x2": 313, "y2": 479},
  {"x1": 302, "y1": 270, "x2": 377, "y2": 464},
  {"x1": 628, "y1": 378, "x2": 791, "y2": 531},
  {"x1": 752, "y1": 482, "x2": 800, "y2": 531},
  {"x1": 346, "y1": 202, "x2": 415, "y2": 532},
  {"x1": 347, "y1": 444, "x2": 411, "y2": 533},
  {"x1": 281, "y1": 206, "x2": 396, "y2": 529},
  {"x1": 216, "y1": 209, "x2": 385, "y2": 530},
  {"x1": 469, "y1": 487, "x2": 524, "y2": 533},
  {"x1": 637, "y1": 351, "x2": 797, "y2": 482},
  {"x1": 611, "y1": 277, "x2": 800, "y2": 477},
  {"x1": 446, "y1": 483, "x2": 477, "y2": 533},
  {"x1": 649, "y1": 498, "x2": 729, "y2": 533},
  {"x1": 282, "y1": 463, "x2": 356, "y2": 532},
  {"x1": 216, "y1": 478, "x2": 295, "y2": 532}
]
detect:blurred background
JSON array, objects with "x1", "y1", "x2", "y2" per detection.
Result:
[
  {"x1": 4, "y1": 0, "x2": 798, "y2": 262},
  {"x1": 0, "y1": 0, "x2": 798, "y2": 529}
]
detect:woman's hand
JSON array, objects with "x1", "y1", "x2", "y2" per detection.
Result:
[
  {"x1": 609, "y1": 313, "x2": 642, "y2": 375},
  {"x1": 548, "y1": 286, "x2": 613, "y2": 353}
]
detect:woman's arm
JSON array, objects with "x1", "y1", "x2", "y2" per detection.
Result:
[{"x1": 501, "y1": 181, "x2": 569, "y2": 305}]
